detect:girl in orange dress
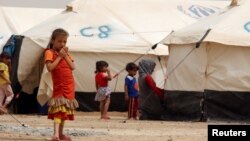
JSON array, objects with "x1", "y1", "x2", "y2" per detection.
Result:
[{"x1": 44, "y1": 28, "x2": 78, "y2": 141}]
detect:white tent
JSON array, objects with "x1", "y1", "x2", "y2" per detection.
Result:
[
  {"x1": 18, "y1": 0, "x2": 228, "y2": 106},
  {"x1": 0, "y1": 6, "x2": 63, "y2": 49},
  {"x1": 161, "y1": 0, "x2": 250, "y2": 120},
  {"x1": 0, "y1": 0, "x2": 73, "y2": 8}
]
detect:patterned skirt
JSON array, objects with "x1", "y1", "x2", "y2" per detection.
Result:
[
  {"x1": 94, "y1": 87, "x2": 112, "y2": 101},
  {"x1": 48, "y1": 105, "x2": 75, "y2": 120},
  {"x1": 47, "y1": 97, "x2": 79, "y2": 120}
]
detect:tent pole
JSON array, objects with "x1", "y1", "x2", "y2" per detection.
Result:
[
  {"x1": 196, "y1": 28, "x2": 211, "y2": 48},
  {"x1": 166, "y1": 28, "x2": 212, "y2": 78}
]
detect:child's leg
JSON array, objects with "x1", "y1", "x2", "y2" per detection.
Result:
[
  {"x1": 100, "y1": 101, "x2": 105, "y2": 118},
  {"x1": 53, "y1": 118, "x2": 61, "y2": 138},
  {"x1": 0, "y1": 89, "x2": 6, "y2": 114},
  {"x1": 4, "y1": 93, "x2": 14, "y2": 107},
  {"x1": 0, "y1": 88, "x2": 5, "y2": 107},
  {"x1": 3, "y1": 84, "x2": 14, "y2": 107},
  {"x1": 59, "y1": 120, "x2": 65, "y2": 137},
  {"x1": 103, "y1": 97, "x2": 110, "y2": 118},
  {"x1": 133, "y1": 97, "x2": 138, "y2": 119},
  {"x1": 127, "y1": 97, "x2": 132, "y2": 119},
  {"x1": 58, "y1": 120, "x2": 72, "y2": 140}
]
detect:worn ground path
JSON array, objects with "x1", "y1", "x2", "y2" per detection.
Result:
[{"x1": 0, "y1": 112, "x2": 208, "y2": 141}]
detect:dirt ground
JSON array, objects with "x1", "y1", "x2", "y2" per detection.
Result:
[{"x1": 0, "y1": 112, "x2": 208, "y2": 141}]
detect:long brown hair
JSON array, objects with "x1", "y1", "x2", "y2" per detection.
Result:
[{"x1": 47, "y1": 28, "x2": 69, "y2": 49}]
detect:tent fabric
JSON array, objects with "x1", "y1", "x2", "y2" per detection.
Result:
[
  {"x1": 162, "y1": 0, "x2": 250, "y2": 91},
  {"x1": 205, "y1": 90, "x2": 250, "y2": 121},
  {"x1": 166, "y1": 43, "x2": 250, "y2": 92},
  {"x1": 17, "y1": 0, "x2": 228, "y2": 106},
  {"x1": 36, "y1": 67, "x2": 52, "y2": 106},
  {"x1": 9, "y1": 35, "x2": 24, "y2": 94},
  {"x1": 206, "y1": 43, "x2": 250, "y2": 91},
  {"x1": 0, "y1": 6, "x2": 63, "y2": 49},
  {"x1": 22, "y1": 0, "x2": 229, "y2": 54},
  {"x1": 161, "y1": 0, "x2": 250, "y2": 120},
  {"x1": 166, "y1": 43, "x2": 207, "y2": 91},
  {"x1": 0, "y1": 0, "x2": 73, "y2": 8},
  {"x1": 161, "y1": 0, "x2": 250, "y2": 47},
  {"x1": 164, "y1": 91, "x2": 203, "y2": 121}
]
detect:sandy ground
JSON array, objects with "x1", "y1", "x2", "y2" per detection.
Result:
[{"x1": 0, "y1": 112, "x2": 208, "y2": 141}]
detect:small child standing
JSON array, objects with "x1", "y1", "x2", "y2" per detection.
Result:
[
  {"x1": 124, "y1": 62, "x2": 139, "y2": 120},
  {"x1": 45, "y1": 28, "x2": 78, "y2": 141},
  {"x1": 0, "y1": 52, "x2": 14, "y2": 114},
  {"x1": 95, "y1": 60, "x2": 112, "y2": 120}
]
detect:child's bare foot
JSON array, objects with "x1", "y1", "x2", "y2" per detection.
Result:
[
  {"x1": 59, "y1": 134, "x2": 72, "y2": 141},
  {"x1": 101, "y1": 116, "x2": 111, "y2": 120},
  {"x1": 127, "y1": 117, "x2": 132, "y2": 120},
  {"x1": 45, "y1": 136, "x2": 59, "y2": 141},
  {"x1": 133, "y1": 117, "x2": 138, "y2": 120}
]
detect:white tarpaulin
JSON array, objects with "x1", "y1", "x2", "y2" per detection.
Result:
[
  {"x1": 22, "y1": 0, "x2": 229, "y2": 54},
  {"x1": 18, "y1": 0, "x2": 228, "y2": 105},
  {"x1": 162, "y1": 0, "x2": 250, "y2": 46},
  {"x1": 0, "y1": 6, "x2": 63, "y2": 49},
  {"x1": 161, "y1": 0, "x2": 250, "y2": 92}
]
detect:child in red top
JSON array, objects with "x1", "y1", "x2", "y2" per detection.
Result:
[
  {"x1": 95, "y1": 60, "x2": 112, "y2": 120},
  {"x1": 44, "y1": 28, "x2": 79, "y2": 141}
]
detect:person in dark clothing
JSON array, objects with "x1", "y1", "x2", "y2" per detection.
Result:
[{"x1": 138, "y1": 59, "x2": 165, "y2": 120}]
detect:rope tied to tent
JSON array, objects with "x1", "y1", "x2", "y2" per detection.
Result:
[
  {"x1": 112, "y1": 45, "x2": 154, "y2": 91},
  {"x1": 112, "y1": 43, "x2": 161, "y2": 79}
]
